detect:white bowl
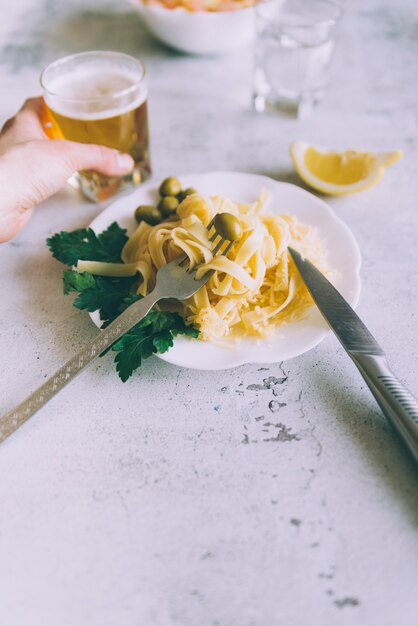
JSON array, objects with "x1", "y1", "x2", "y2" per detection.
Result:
[{"x1": 127, "y1": 0, "x2": 255, "y2": 55}]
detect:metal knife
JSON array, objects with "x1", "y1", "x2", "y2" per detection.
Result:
[{"x1": 289, "y1": 247, "x2": 418, "y2": 464}]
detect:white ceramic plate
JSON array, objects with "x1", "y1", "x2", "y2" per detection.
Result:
[{"x1": 89, "y1": 171, "x2": 361, "y2": 370}]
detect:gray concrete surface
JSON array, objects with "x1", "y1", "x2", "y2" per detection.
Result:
[{"x1": 0, "y1": 1, "x2": 417, "y2": 624}]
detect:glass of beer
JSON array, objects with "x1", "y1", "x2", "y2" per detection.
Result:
[{"x1": 40, "y1": 51, "x2": 151, "y2": 202}]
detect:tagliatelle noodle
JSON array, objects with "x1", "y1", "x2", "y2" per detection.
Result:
[{"x1": 77, "y1": 190, "x2": 328, "y2": 341}]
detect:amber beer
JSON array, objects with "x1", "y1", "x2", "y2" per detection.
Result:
[{"x1": 41, "y1": 52, "x2": 151, "y2": 202}]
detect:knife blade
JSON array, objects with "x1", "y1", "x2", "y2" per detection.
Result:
[
  {"x1": 289, "y1": 247, "x2": 383, "y2": 356},
  {"x1": 288, "y1": 246, "x2": 418, "y2": 464}
]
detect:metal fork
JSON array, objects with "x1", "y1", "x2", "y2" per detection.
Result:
[{"x1": 0, "y1": 223, "x2": 233, "y2": 443}]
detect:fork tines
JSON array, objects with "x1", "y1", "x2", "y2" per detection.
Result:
[{"x1": 207, "y1": 217, "x2": 234, "y2": 257}]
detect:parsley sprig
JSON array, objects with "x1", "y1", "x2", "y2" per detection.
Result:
[
  {"x1": 47, "y1": 222, "x2": 199, "y2": 382},
  {"x1": 47, "y1": 222, "x2": 129, "y2": 265}
]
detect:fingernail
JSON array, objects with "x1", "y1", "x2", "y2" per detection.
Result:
[{"x1": 117, "y1": 153, "x2": 134, "y2": 171}]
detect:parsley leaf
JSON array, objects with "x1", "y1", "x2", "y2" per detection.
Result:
[
  {"x1": 78, "y1": 279, "x2": 139, "y2": 322},
  {"x1": 111, "y1": 310, "x2": 199, "y2": 382},
  {"x1": 62, "y1": 270, "x2": 96, "y2": 295},
  {"x1": 63, "y1": 270, "x2": 140, "y2": 322},
  {"x1": 113, "y1": 328, "x2": 155, "y2": 382},
  {"x1": 49, "y1": 222, "x2": 200, "y2": 382},
  {"x1": 47, "y1": 222, "x2": 128, "y2": 265},
  {"x1": 152, "y1": 329, "x2": 174, "y2": 354}
]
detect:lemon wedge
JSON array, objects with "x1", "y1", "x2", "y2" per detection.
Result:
[{"x1": 290, "y1": 141, "x2": 403, "y2": 195}]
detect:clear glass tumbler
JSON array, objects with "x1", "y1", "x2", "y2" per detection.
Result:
[
  {"x1": 41, "y1": 51, "x2": 151, "y2": 203},
  {"x1": 253, "y1": 0, "x2": 343, "y2": 117}
]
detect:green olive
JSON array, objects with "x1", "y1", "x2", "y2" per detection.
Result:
[
  {"x1": 158, "y1": 195, "x2": 179, "y2": 217},
  {"x1": 177, "y1": 187, "x2": 198, "y2": 203},
  {"x1": 134, "y1": 204, "x2": 163, "y2": 226},
  {"x1": 213, "y1": 212, "x2": 243, "y2": 242},
  {"x1": 159, "y1": 177, "x2": 182, "y2": 197}
]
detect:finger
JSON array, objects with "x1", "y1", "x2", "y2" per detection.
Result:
[
  {"x1": 0, "y1": 140, "x2": 135, "y2": 213},
  {"x1": 15, "y1": 97, "x2": 46, "y2": 139},
  {"x1": 0, "y1": 117, "x2": 15, "y2": 135},
  {"x1": 18, "y1": 96, "x2": 45, "y2": 117},
  {"x1": 1, "y1": 96, "x2": 46, "y2": 142},
  {"x1": 0, "y1": 206, "x2": 34, "y2": 244},
  {"x1": 56, "y1": 141, "x2": 135, "y2": 177}
]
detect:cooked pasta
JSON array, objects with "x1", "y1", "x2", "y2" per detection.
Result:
[{"x1": 77, "y1": 191, "x2": 327, "y2": 341}]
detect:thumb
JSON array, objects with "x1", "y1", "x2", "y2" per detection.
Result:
[{"x1": 56, "y1": 140, "x2": 135, "y2": 177}]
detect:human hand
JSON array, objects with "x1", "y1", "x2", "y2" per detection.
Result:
[{"x1": 0, "y1": 97, "x2": 134, "y2": 243}]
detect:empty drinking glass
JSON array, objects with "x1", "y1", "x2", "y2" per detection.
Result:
[{"x1": 253, "y1": 0, "x2": 343, "y2": 118}]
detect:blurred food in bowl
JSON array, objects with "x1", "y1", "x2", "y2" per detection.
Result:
[
  {"x1": 141, "y1": 0, "x2": 254, "y2": 11},
  {"x1": 127, "y1": 0, "x2": 255, "y2": 54}
]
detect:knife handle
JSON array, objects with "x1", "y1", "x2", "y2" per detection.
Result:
[
  {"x1": 351, "y1": 353, "x2": 418, "y2": 464},
  {"x1": 0, "y1": 292, "x2": 159, "y2": 444}
]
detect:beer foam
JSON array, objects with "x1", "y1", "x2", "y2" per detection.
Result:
[{"x1": 44, "y1": 65, "x2": 147, "y2": 120}]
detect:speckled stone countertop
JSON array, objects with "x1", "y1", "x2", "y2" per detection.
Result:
[{"x1": 1, "y1": 1, "x2": 418, "y2": 624}]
